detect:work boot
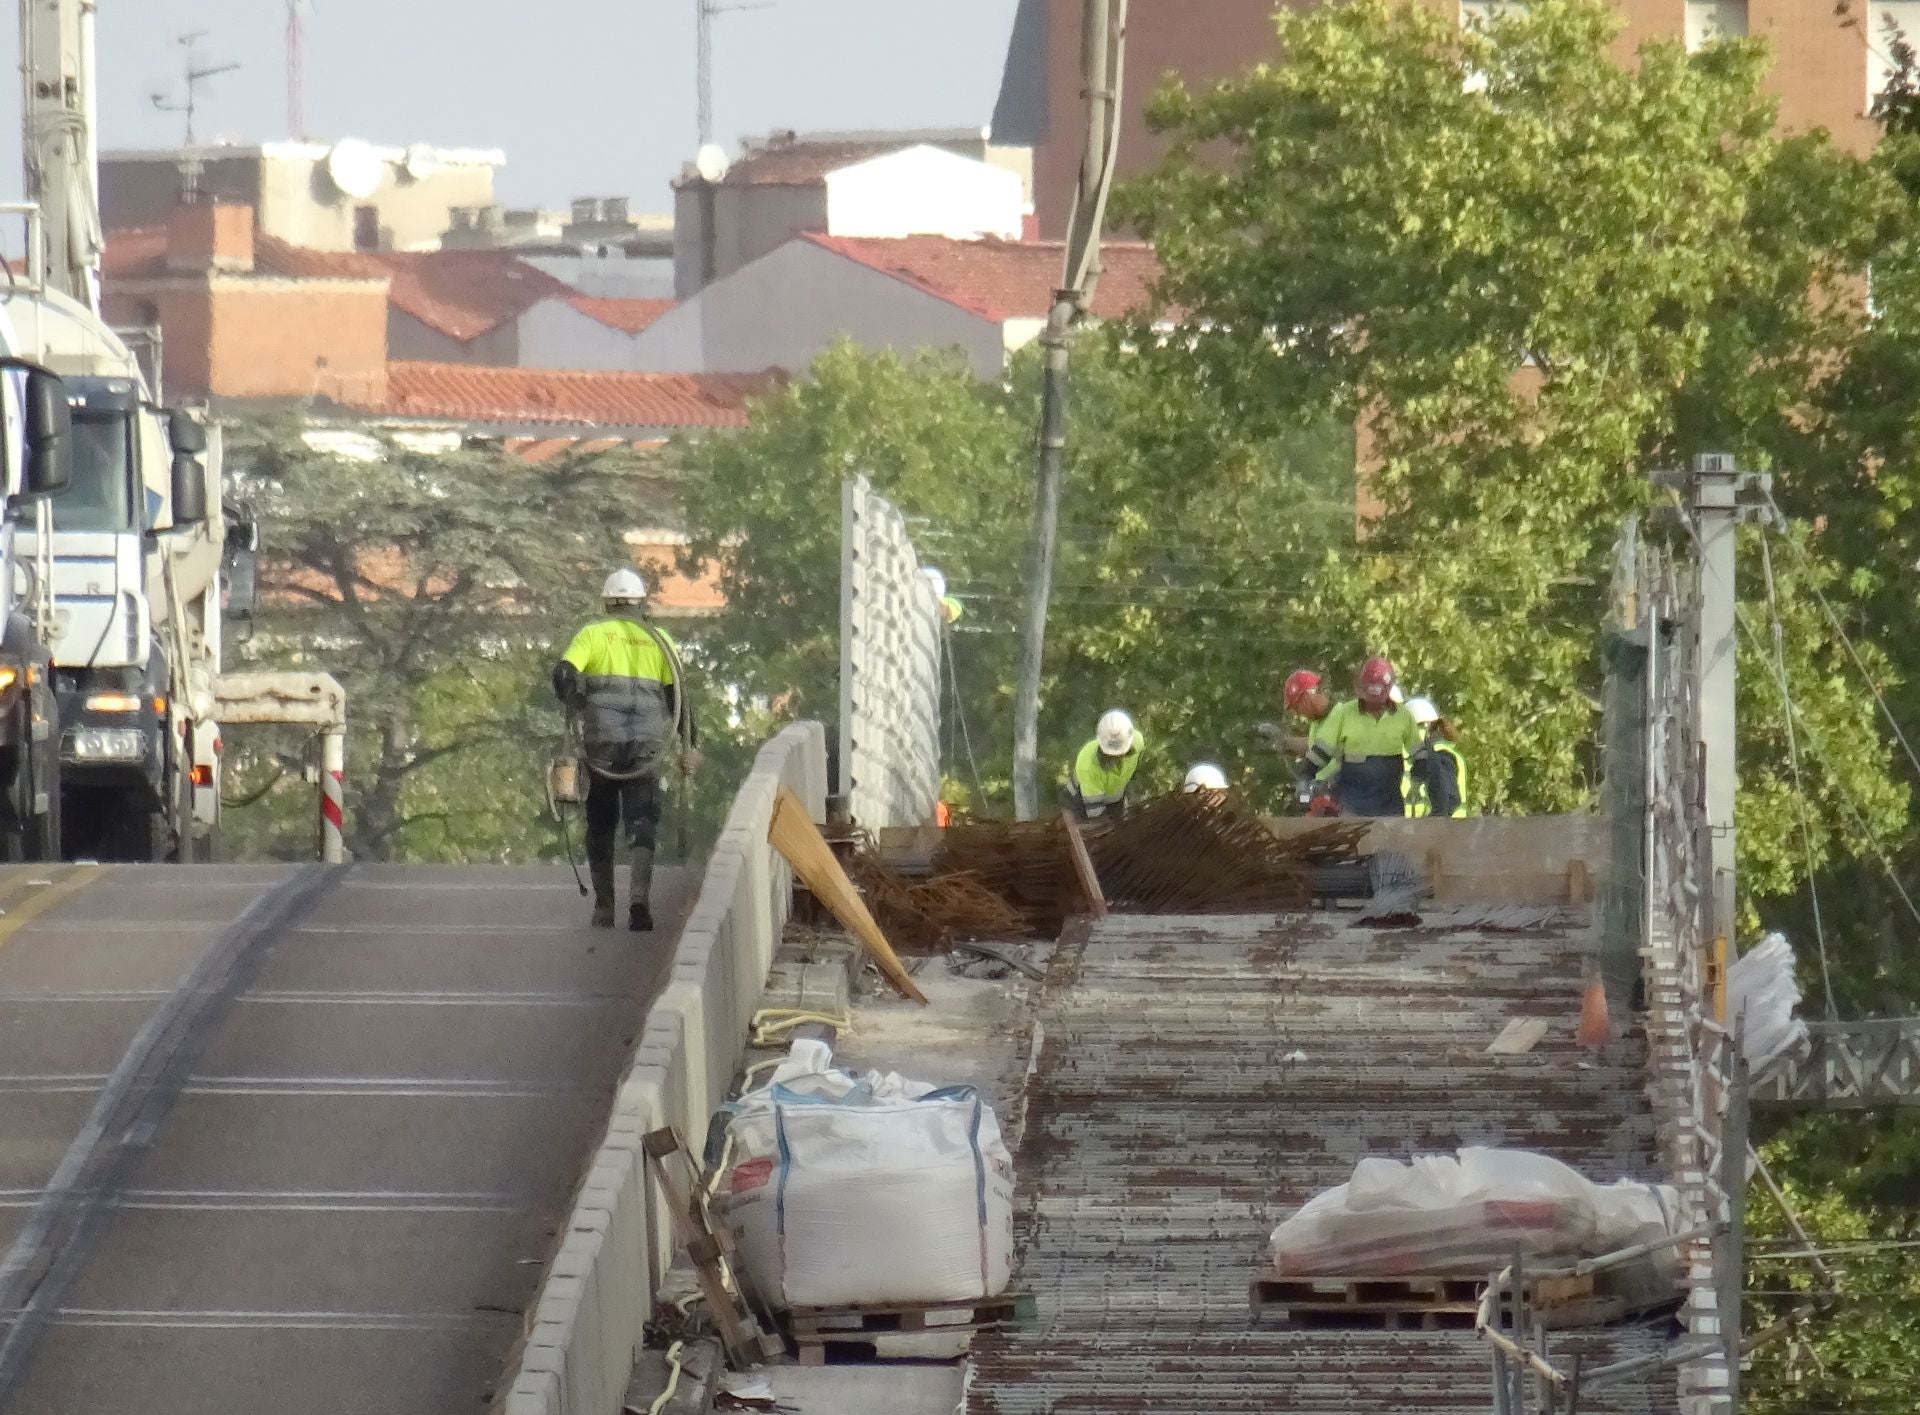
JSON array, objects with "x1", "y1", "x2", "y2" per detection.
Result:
[
  {"x1": 629, "y1": 845, "x2": 655, "y2": 933},
  {"x1": 589, "y1": 855, "x2": 616, "y2": 930}
]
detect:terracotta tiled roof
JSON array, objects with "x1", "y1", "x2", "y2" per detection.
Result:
[
  {"x1": 367, "y1": 251, "x2": 574, "y2": 341},
  {"x1": 562, "y1": 294, "x2": 674, "y2": 335},
  {"x1": 718, "y1": 138, "x2": 905, "y2": 186},
  {"x1": 799, "y1": 234, "x2": 1162, "y2": 323},
  {"x1": 103, "y1": 226, "x2": 389, "y2": 282},
  {"x1": 360, "y1": 362, "x2": 779, "y2": 430}
]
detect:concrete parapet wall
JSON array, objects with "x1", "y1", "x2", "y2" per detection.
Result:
[
  {"x1": 499, "y1": 721, "x2": 828, "y2": 1415},
  {"x1": 1270, "y1": 812, "x2": 1609, "y2": 906}
]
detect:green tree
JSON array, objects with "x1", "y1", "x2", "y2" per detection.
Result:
[
  {"x1": 1120, "y1": 0, "x2": 1905, "y2": 884},
  {"x1": 220, "y1": 418, "x2": 647, "y2": 862}
]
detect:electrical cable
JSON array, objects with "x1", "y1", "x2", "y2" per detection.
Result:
[
  {"x1": 1763, "y1": 487, "x2": 1920, "y2": 786},
  {"x1": 1670, "y1": 498, "x2": 1920, "y2": 938},
  {"x1": 1758, "y1": 533, "x2": 1838, "y2": 1019},
  {"x1": 645, "y1": 1339, "x2": 685, "y2": 1415},
  {"x1": 1731, "y1": 600, "x2": 1920, "y2": 937}
]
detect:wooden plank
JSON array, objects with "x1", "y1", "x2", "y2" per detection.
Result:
[
  {"x1": 1058, "y1": 810, "x2": 1109, "y2": 919},
  {"x1": 1486, "y1": 1018, "x2": 1550, "y2": 1056},
  {"x1": 643, "y1": 1126, "x2": 775, "y2": 1366},
  {"x1": 769, "y1": 786, "x2": 928, "y2": 1005},
  {"x1": 1566, "y1": 858, "x2": 1592, "y2": 904}
]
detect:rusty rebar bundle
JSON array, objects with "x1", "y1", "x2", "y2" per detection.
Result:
[{"x1": 846, "y1": 853, "x2": 1029, "y2": 952}]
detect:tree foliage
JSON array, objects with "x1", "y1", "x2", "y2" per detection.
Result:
[{"x1": 220, "y1": 420, "x2": 645, "y2": 861}]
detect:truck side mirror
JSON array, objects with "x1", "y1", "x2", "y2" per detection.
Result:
[
  {"x1": 171, "y1": 451, "x2": 208, "y2": 526},
  {"x1": 21, "y1": 370, "x2": 70, "y2": 497},
  {"x1": 168, "y1": 410, "x2": 208, "y2": 455}
]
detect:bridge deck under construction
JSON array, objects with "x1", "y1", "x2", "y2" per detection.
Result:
[
  {"x1": 967, "y1": 907, "x2": 1683, "y2": 1415},
  {"x1": 0, "y1": 862, "x2": 685, "y2": 1415}
]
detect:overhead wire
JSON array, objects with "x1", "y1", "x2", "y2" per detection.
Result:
[
  {"x1": 1757, "y1": 532, "x2": 1837, "y2": 1019},
  {"x1": 1671, "y1": 498, "x2": 1920, "y2": 940},
  {"x1": 1763, "y1": 487, "x2": 1920, "y2": 787}
]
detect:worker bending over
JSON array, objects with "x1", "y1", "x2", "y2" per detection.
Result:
[
  {"x1": 1313, "y1": 657, "x2": 1423, "y2": 817},
  {"x1": 553, "y1": 569, "x2": 699, "y2": 931},
  {"x1": 1403, "y1": 696, "x2": 1469, "y2": 818},
  {"x1": 1066, "y1": 709, "x2": 1143, "y2": 821}
]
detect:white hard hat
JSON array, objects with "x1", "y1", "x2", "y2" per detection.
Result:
[
  {"x1": 602, "y1": 568, "x2": 648, "y2": 602},
  {"x1": 920, "y1": 566, "x2": 947, "y2": 600},
  {"x1": 1096, "y1": 708, "x2": 1136, "y2": 756},
  {"x1": 1183, "y1": 762, "x2": 1228, "y2": 792},
  {"x1": 1406, "y1": 696, "x2": 1439, "y2": 727}
]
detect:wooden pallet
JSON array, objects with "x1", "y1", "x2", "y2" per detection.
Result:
[
  {"x1": 1251, "y1": 1271, "x2": 1616, "y2": 1332},
  {"x1": 788, "y1": 1292, "x2": 1036, "y2": 1364}
]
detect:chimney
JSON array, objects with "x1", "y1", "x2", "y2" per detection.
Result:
[
  {"x1": 603, "y1": 196, "x2": 630, "y2": 225},
  {"x1": 166, "y1": 202, "x2": 255, "y2": 273},
  {"x1": 571, "y1": 197, "x2": 599, "y2": 226}
]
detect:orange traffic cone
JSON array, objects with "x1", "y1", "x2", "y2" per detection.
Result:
[{"x1": 1577, "y1": 975, "x2": 1613, "y2": 1049}]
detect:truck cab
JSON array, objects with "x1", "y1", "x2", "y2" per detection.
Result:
[
  {"x1": 29, "y1": 374, "x2": 220, "y2": 859},
  {"x1": 0, "y1": 359, "x2": 73, "y2": 858}
]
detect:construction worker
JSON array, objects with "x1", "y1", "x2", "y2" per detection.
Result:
[
  {"x1": 1403, "y1": 696, "x2": 1469, "y2": 818},
  {"x1": 1258, "y1": 669, "x2": 1338, "y2": 814},
  {"x1": 1183, "y1": 762, "x2": 1229, "y2": 794},
  {"x1": 1312, "y1": 657, "x2": 1423, "y2": 817},
  {"x1": 552, "y1": 569, "x2": 699, "y2": 932},
  {"x1": 1065, "y1": 709, "x2": 1143, "y2": 821}
]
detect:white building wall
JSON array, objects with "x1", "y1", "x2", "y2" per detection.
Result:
[
  {"x1": 516, "y1": 300, "x2": 646, "y2": 371},
  {"x1": 628, "y1": 240, "x2": 1006, "y2": 377},
  {"x1": 824, "y1": 146, "x2": 1024, "y2": 241}
]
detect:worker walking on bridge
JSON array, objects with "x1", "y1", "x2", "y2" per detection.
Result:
[
  {"x1": 1403, "y1": 696, "x2": 1468, "y2": 818},
  {"x1": 553, "y1": 570, "x2": 699, "y2": 932},
  {"x1": 1065, "y1": 709, "x2": 1143, "y2": 821},
  {"x1": 1312, "y1": 657, "x2": 1422, "y2": 817}
]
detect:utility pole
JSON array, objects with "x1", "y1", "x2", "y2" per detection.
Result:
[
  {"x1": 695, "y1": 0, "x2": 771, "y2": 148},
  {"x1": 150, "y1": 31, "x2": 239, "y2": 148},
  {"x1": 285, "y1": 0, "x2": 311, "y2": 139},
  {"x1": 1010, "y1": 0, "x2": 1128, "y2": 820}
]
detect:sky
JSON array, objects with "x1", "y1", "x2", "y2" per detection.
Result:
[{"x1": 0, "y1": 0, "x2": 1023, "y2": 214}]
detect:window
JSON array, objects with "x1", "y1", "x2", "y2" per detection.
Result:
[
  {"x1": 1684, "y1": 0, "x2": 1747, "y2": 52},
  {"x1": 52, "y1": 414, "x2": 136, "y2": 534},
  {"x1": 353, "y1": 204, "x2": 380, "y2": 252},
  {"x1": 1459, "y1": 0, "x2": 1522, "y2": 31},
  {"x1": 1867, "y1": 1, "x2": 1920, "y2": 107}
]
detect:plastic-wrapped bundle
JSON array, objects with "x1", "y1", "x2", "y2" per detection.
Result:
[
  {"x1": 716, "y1": 1040, "x2": 1014, "y2": 1309},
  {"x1": 1269, "y1": 1147, "x2": 1680, "y2": 1281},
  {"x1": 1729, "y1": 932, "x2": 1807, "y2": 1077}
]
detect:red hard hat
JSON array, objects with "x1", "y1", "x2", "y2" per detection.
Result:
[
  {"x1": 1282, "y1": 669, "x2": 1323, "y2": 710},
  {"x1": 1358, "y1": 656, "x2": 1396, "y2": 704}
]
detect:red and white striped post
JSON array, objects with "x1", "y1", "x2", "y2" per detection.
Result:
[{"x1": 318, "y1": 724, "x2": 345, "y2": 863}]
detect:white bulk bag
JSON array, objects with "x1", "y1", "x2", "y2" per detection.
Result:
[{"x1": 717, "y1": 1040, "x2": 1014, "y2": 1309}]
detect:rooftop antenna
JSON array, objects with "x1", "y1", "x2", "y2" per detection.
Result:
[
  {"x1": 286, "y1": 0, "x2": 313, "y2": 139},
  {"x1": 151, "y1": 30, "x2": 240, "y2": 147},
  {"x1": 696, "y1": 0, "x2": 772, "y2": 148}
]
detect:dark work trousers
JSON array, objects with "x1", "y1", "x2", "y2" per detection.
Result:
[
  {"x1": 584, "y1": 769, "x2": 662, "y2": 872},
  {"x1": 1336, "y1": 754, "x2": 1406, "y2": 818}
]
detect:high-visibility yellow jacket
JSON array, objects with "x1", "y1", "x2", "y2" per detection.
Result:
[
  {"x1": 557, "y1": 615, "x2": 690, "y2": 769},
  {"x1": 1405, "y1": 739, "x2": 1469, "y2": 818},
  {"x1": 1066, "y1": 736, "x2": 1143, "y2": 818}
]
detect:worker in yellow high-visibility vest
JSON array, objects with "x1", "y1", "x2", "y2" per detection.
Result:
[
  {"x1": 1312, "y1": 657, "x2": 1423, "y2": 817},
  {"x1": 1064, "y1": 709, "x2": 1143, "y2": 821},
  {"x1": 1403, "y1": 696, "x2": 1469, "y2": 818},
  {"x1": 552, "y1": 569, "x2": 699, "y2": 932}
]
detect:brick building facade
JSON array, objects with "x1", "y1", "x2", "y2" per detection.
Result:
[{"x1": 998, "y1": 0, "x2": 1894, "y2": 237}]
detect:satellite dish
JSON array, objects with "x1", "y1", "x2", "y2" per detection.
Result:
[
  {"x1": 693, "y1": 143, "x2": 730, "y2": 184},
  {"x1": 325, "y1": 139, "x2": 385, "y2": 199},
  {"x1": 401, "y1": 143, "x2": 439, "y2": 181}
]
